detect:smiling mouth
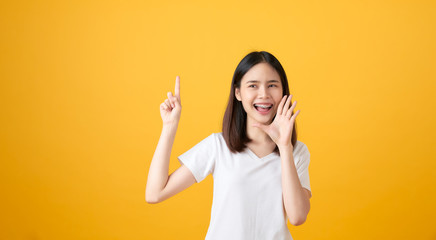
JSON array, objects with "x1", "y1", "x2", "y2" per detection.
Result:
[{"x1": 253, "y1": 104, "x2": 273, "y2": 113}]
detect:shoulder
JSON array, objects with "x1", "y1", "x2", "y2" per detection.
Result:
[
  {"x1": 294, "y1": 140, "x2": 310, "y2": 157},
  {"x1": 211, "y1": 132, "x2": 230, "y2": 152},
  {"x1": 295, "y1": 140, "x2": 308, "y2": 149},
  {"x1": 189, "y1": 132, "x2": 219, "y2": 149},
  {"x1": 201, "y1": 132, "x2": 223, "y2": 146},
  {"x1": 213, "y1": 132, "x2": 225, "y2": 142},
  {"x1": 214, "y1": 132, "x2": 223, "y2": 137}
]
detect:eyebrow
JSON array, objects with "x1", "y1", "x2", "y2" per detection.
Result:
[{"x1": 245, "y1": 80, "x2": 280, "y2": 84}]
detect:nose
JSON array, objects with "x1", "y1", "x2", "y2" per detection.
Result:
[{"x1": 258, "y1": 85, "x2": 269, "y2": 98}]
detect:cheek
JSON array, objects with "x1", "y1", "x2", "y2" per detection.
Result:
[
  {"x1": 243, "y1": 100, "x2": 253, "y2": 110},
  {"x1": 273, "y1": 97, "x2": 283, "y2": 110},
  {"x1": 240, "y1": 96, "x2": 255, "y2": 110},
  {"x1": 272, "y1": 105, "x2": 279, "y2": 114},
  {"x1": 275, "y1": 93, "x2": 284, "y2": 104}
]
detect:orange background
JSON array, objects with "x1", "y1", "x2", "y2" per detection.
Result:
[{"x1": 1, "y1": 0, "x2": 435, "y2": 239}]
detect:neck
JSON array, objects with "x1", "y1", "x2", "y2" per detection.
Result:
[{"x1": 246, "y1": 117, "x2": 274, "y2": 145}]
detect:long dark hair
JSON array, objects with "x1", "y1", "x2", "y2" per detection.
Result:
[{"x1": 222, "y1": 51, "x2": 297, "y2": 154}]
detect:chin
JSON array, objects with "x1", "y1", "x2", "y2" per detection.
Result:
[{"x1": 256, "y1": 116, "x2": 274, "y2": 124}]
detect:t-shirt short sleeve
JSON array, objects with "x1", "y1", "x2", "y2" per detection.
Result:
[
  {"x1": 177, "y1": 133, "x2": 217, "y2": 183},
  {"x1": 296, "y1": 142, "x2": 311, "y2": 194}
]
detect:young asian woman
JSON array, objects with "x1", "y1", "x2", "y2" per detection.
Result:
[{"x1": 146, "y1": 51, "x2": 312, "y2": 240}]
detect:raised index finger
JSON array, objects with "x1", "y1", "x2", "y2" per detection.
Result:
[{"x1": 175, "y1": 76, "x2": 180, "y2": 101}]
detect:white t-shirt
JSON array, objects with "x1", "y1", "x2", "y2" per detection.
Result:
[{"x1": 178, "y1": 132, "x2": 311, "y2": 240}]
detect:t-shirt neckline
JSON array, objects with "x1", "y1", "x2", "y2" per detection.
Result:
[{"x1": 245, "y1": 147, "x2": 277, "y2": 161}]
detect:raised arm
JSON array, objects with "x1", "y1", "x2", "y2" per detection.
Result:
[{"x1": 145, "y1": 76, "x2": 196, "y2": 204}]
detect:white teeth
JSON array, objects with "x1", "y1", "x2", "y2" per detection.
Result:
[{"x1": 254, "y1": 104, "x2": 272, "y2": 109}]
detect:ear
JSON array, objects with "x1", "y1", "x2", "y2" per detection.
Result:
[{"x1": 235, "y1": 88, "x2": 241, "y2": 101}]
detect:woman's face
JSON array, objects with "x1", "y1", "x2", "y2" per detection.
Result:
[{"x1": 235, "y1": 62, "x2": 284, "y2": 125}]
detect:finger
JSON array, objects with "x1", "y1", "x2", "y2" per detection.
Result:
[
  {"x1": 164, "y1": 99, "x2": 172, "y2": 109},
  {"x1": 171, "y1": 95, "x2": 179, "y2": 107},
  {"x1": 277, "y1": 95, "x2": 287, "y2": 115},
  {"x1": 162, "y1": 102, "x2": 170, "y2": 111},
  {"x1": 291, "y1": 109, "x2": 300, "y2": 122},
  {"x1": 175, "y1": 76, "x2": 180, "y2": 102},
  {"x1": 167, "y1": 92, "x2": 175, "y2": 108},
  {"x1": 170, "y1": 95, "x2": 179, "y2": 108},
  {"x1": 160, "y1": 102, "x2": 167, "y2": 110},
  {"x1": 285, "y1": 101, "x2": 297, "y2": 119},
  {"x1": 282, "y1": 94, "x2": 293, "y2": 115}
]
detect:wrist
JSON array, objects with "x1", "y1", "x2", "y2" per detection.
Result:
[
  {"x1": 163, "y1": 119, "x2": 179, "y2": 127},
  {"x1": 278, "y1": 144, "x2": 294, "y2": 153},
  {"x1": 162, "y1": 121, "x2": 179, "y2": 132}
]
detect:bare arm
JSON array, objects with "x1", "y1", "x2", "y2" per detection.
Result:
[
  {"x1": 145, "y1": 123, "x2": 178, "y2": 203},
  {"x1": 280, "y1": 146, "x2": 311, "y2": 226},
  {"x1": 251, "y1": 95, "x2": 310, "y2": 225},
  {"x1": 145, "y1": 76, "x2": 197, "y2": 204}
]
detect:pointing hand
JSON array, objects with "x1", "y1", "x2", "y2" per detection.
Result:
[{"x1": 160, "y1": 76, "x2": 182, "y2": 125}]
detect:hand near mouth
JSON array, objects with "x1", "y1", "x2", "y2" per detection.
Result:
[{"x1": 252, "y1": 95, "x2": 300, "y2": 149}]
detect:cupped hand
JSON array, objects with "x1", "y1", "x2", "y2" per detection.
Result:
[
  {"x1": 252, "y1": 95, "x2": 300, "y2": 149},
  {"x1": 160, "y1": 76, "x2": 182, "y2": 125}
]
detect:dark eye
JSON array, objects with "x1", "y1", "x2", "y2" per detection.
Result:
[
  {"x1": 269, "y1": 84, "x2": 277, "y2": 87},
  {"x1": 248, "y1": 85, "x2": 256, "y2": 88}
]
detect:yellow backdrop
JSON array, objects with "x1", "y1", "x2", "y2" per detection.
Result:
[{"x1": 1, "y1": 0, "x2": 435, "y2": 239}]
